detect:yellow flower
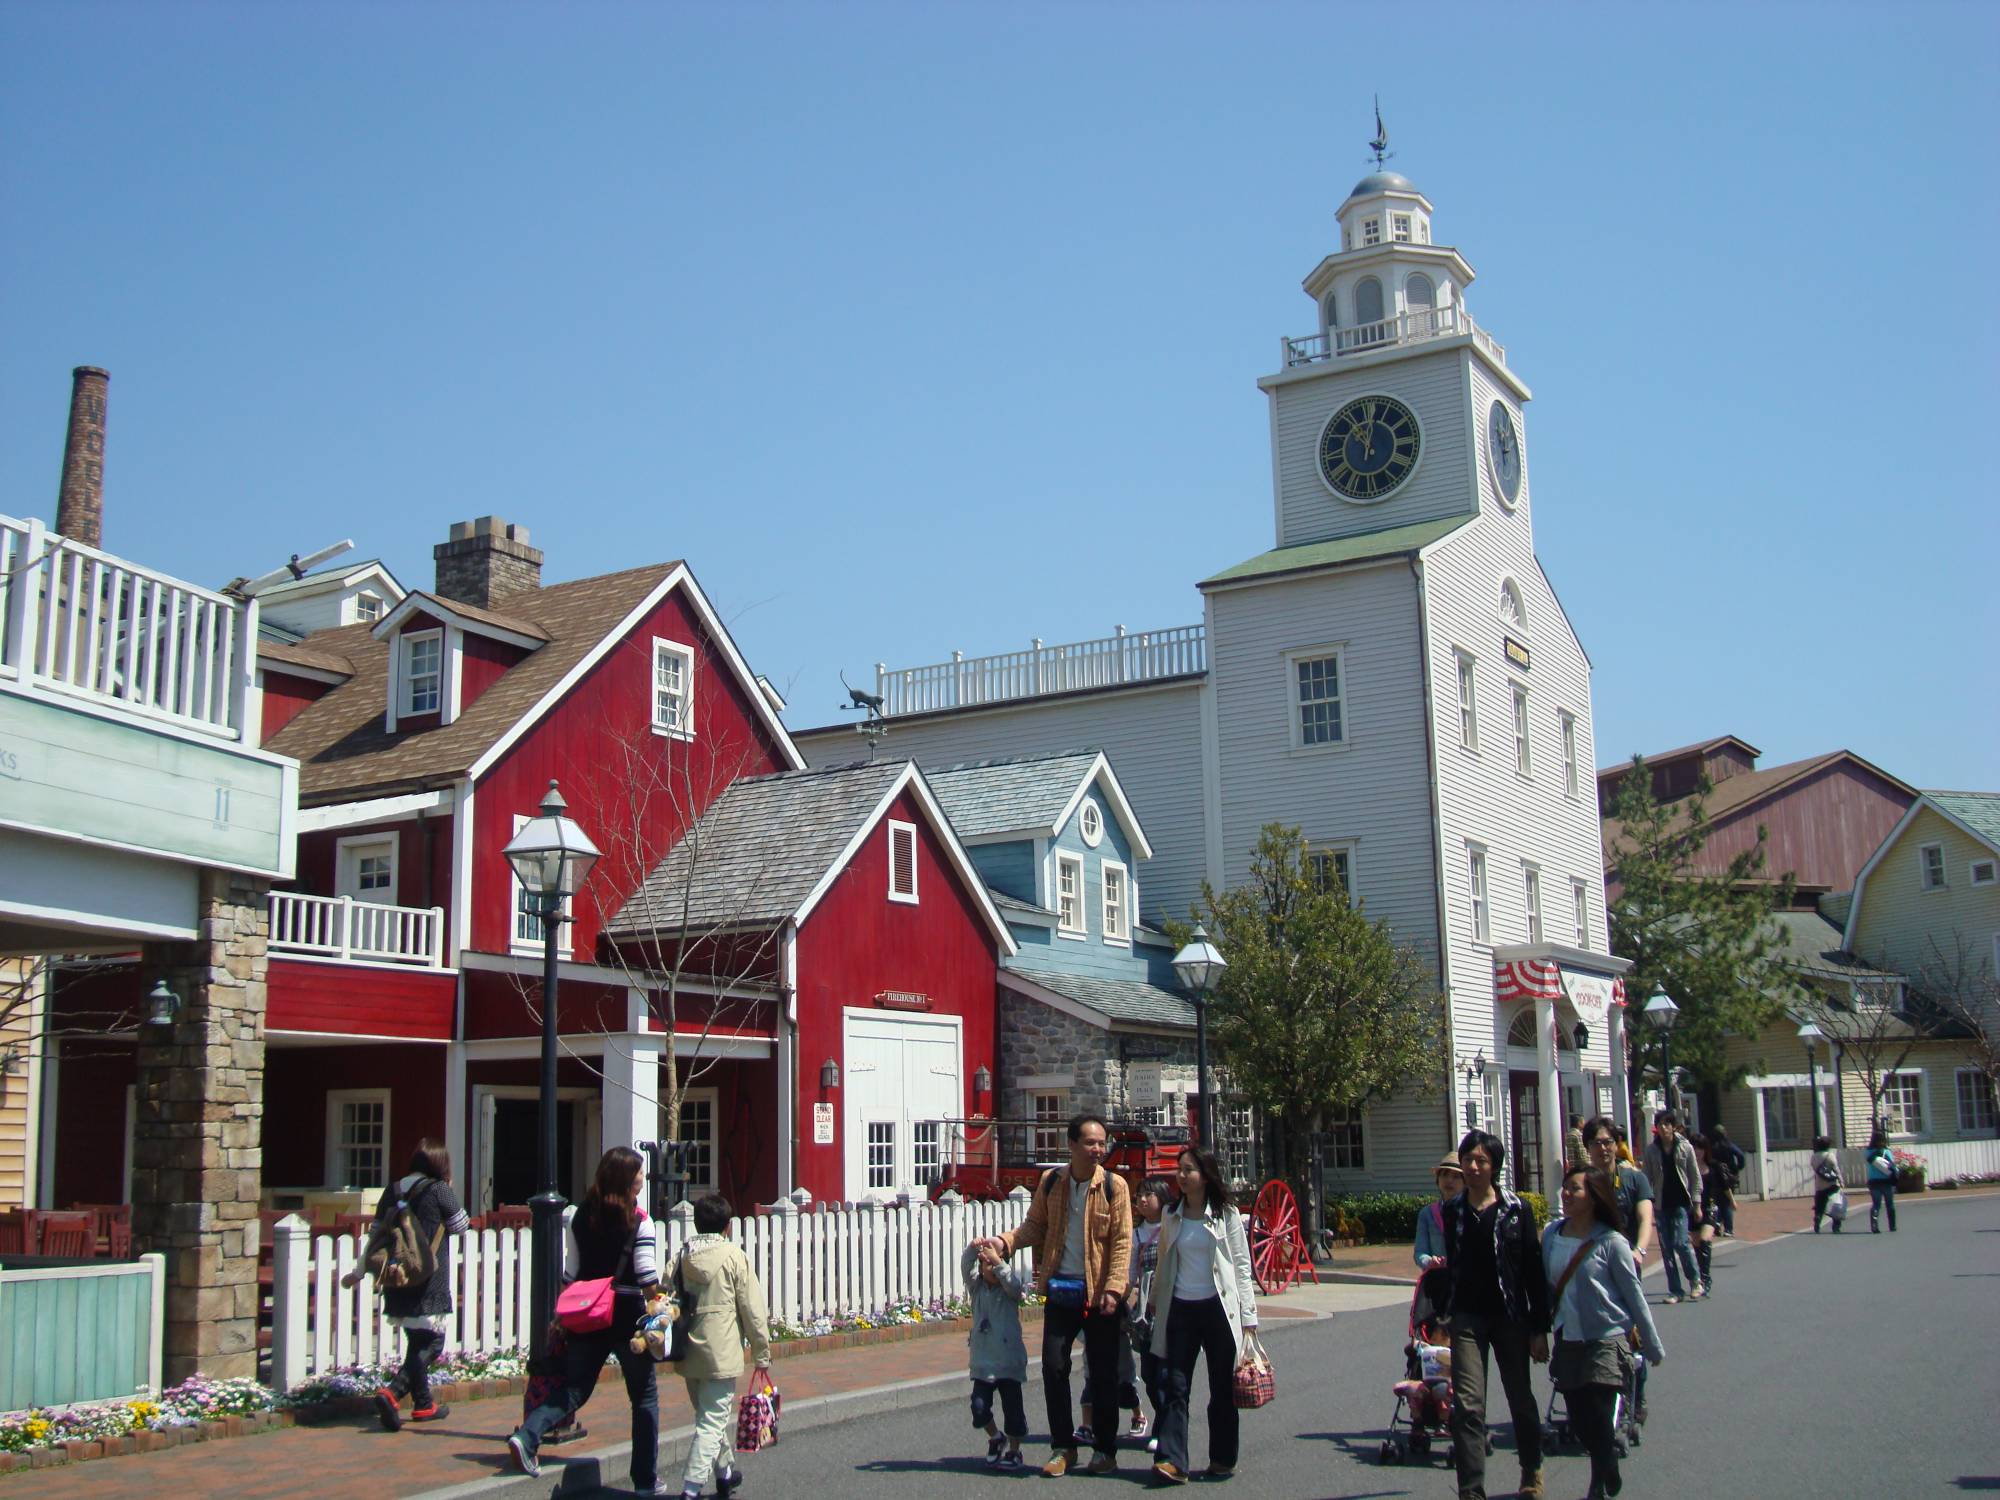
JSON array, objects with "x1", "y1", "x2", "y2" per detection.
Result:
[{"x1": 23, "y1": 1419, "x2": 49, "y2": 1440}]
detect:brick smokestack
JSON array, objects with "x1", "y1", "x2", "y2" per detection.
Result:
[
  {"x1": 55, "y1": 366, "x2": 109, "y2": 547},
  {"x1": 433, "y1": 516, "x2": 544, "y2": 608}
]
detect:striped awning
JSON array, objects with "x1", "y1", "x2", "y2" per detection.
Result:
[{"x1": 1494, "y1": 957, "x2": 1560, "y2": 1003}]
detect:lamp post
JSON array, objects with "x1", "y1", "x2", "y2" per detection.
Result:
[
  {"x1": 1643, "y1": 989, "x2": 1680, "y2": 1112},
  {"x1": 1171, "y1": 923, "x2": 1226, "y2": 1145},
  {"x1": 502, "y1": 780, "x2": 601, "y2": 1368},
  {"x1": 1798, "y1": 1019, "x2": 1825, "y2": 1138}
]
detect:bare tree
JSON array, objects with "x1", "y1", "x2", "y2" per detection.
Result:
[
  {"x1": 1910, "y1": 931, "x2": 2000, "y2": 1138},
  {"x1": 1796, "y1": 972, "x2": 1930, "y2": 1136}
]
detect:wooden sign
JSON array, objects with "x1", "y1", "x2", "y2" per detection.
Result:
[
  {"x1": 875, "y1": 989, "x2": 931, "y2": 1011},
  {"x1": 813, "y1": 1102, "x2": 835, "y2": 1144},
  {"x1": 1503, "y1": 635, "x2": 1531, "y2": 672},
  {"x1": 1127, "y1": 1062, "x2": 1162, "y2": 1109}
]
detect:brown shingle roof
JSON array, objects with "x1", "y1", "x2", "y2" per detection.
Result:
[
  {"x1": 258, "y1": 639, "x2": 356, "y2": 678},
  {"x1": 266, "y1": 564, "x2": 679, "y2": 803},
  {"x1": 393, "y1": 590, "x2": 551, "y2": 643}
]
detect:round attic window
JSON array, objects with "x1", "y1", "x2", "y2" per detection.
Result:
[{"x1": 1078, "y1": 798, "x2": 1104, "y2": 848}]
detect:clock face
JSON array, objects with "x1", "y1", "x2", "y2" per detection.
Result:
[
  {"x1": 1487, "y1": 400, "x2": 1522, "y2": 507},
  {"x1": 1318, "y1": 395, "x2": 1421, "y2": 502}
]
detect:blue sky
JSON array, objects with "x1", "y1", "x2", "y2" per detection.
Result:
[{"x1": 3, "y1": 1, "x2": 1994, "y2": 791}]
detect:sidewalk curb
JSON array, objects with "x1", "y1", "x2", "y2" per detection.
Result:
[{"x1": 408, "y1": 1317, "x2": 1324, "y2": 1499}]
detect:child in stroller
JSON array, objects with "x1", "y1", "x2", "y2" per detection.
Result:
[{"x1": 1378, "y1": 1264, "x2": 1490, "y2": 1466}]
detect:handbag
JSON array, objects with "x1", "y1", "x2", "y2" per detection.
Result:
[
  {"x1": 1232, "y1": 1330, "x2": 1275, "y2": 1409},
  {"x1": 554, "y1": 1275, "x2": 618, "y2": 1334},
  {"x1": 736, "y1": 1380, "x2": 780, "y2": 1451}
]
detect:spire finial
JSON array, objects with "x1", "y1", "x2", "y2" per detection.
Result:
[{"x1": 1368, "y1": 96, "x2": 1393, "y2": 170}]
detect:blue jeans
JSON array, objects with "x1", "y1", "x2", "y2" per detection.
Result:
[
  {"x1": 1660, "y1": 1205, "x2": 1700, "y2": 1297},
  {"x1": 1869, "y1": 1180, "x2": 1897, "y2": 1231},
  {"x1": 517, "y1": 1330, "x2": 660, "y2": 1490}
]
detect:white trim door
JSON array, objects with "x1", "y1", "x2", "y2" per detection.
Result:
[
  {"x1": 840, "y1": 1009, "x2": 962, "y2": 1200},
  {"x1": 472, "y1": 1084, "x2": 600, "y2": 1214}
]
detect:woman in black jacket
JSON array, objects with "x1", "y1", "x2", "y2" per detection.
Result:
[
  {"x1": 365, "y1": 1139, "x2": 471, "y2": 1430},
  {"x1": 1442, "y1": 1129, "x2": 1551, "y2": 1500}
]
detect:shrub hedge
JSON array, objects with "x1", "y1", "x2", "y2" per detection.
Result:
[{"x1": 1325, "y1": 1188, "x2": 1552, "y2": 1243}]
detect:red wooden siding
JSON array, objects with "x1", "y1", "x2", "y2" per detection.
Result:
[
  {"x1": 267, "y1": 957, "x2": 457, "y2": 1040},
  {"x1": 461, "y1": 966, "x2": 628, "y2": 1040},
  {"x1": 263, "y1": 1044, "x2": 449, "y2": 1188},
  {"x1": 792, "y1": 787, "x2": 1000, "y2": 1199},
  {"x1": 470, "y1": 584, "x2": 791, "y2": 959},
  {"x1": 288, "y1": 815, "x2": 453, "y2": 917},
  {"x1": 259, "y1": 670, "x2": 331, "y2": 744},
  {"x1": 460, "y1": 630, "x2": 529, "y2": 712},
  {"x1": 1699, "y1": 760, "x2": 1915, "y2": 893}
]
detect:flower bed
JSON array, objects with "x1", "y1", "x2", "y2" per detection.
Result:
[
  {"x1": 771, "y1": 1292, "x2": 972, "y2": 1342},
  {"x1": 0, "y1": 1376, "x2": 273, "y2": 1457},
  {"x1": 1892, "y1": 1147, "x2": 1929, "y2": 1193}
]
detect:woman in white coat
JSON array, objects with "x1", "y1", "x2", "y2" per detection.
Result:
[{"x1": 1144, "y1": 1146, "x2": 1259, "y2": 1484}]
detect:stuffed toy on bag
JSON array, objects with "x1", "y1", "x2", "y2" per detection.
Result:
[{"x1": 630, "y1": 1293, "x2": 678, "y2": 1360}]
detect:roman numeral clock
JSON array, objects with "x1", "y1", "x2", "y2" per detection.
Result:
[{"x1": 1317, "y1": 394, "x2": 1420, "y2": 502}]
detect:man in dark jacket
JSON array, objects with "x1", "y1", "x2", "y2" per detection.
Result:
[
  {"x1": 1643, "y1": 1111, "x2": 1704, "y2": 1302},
  {"x1": 1442, "y1": 1129, "x2": 1550, "y2": 1500}
]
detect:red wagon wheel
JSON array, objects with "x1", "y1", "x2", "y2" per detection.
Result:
[{"x1": 1249, "y1": 1179, "x2": 1304, "y2": 1294}]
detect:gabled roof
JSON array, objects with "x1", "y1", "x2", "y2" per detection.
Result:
[
  {"x1": 258, "y1": 638, "x2": 356, "y2": 680},
  {"x1": 1199, "y1": 516, "x2": 1469, "y2": 589},
  {"x1": 266, "y1": 561, "x2": 803, "y2": 801},
  {"x1": 925, "y1": 750, "x2": 1154, "y2": 858},
  {"x1": 1001, "y1": 966, "x2": 1197, "y2": 1031},
  {"x1": 603, "y1": 760, "x2": 1015, "y2": 951},
  {"x1": 248, "y1": 557, "x2": 404, "y2": 599},
  {"x1": 373, "y1": 590, "x2": 550, "y2": 648},
  {"x1": 1848, "y1": 790, "x2": 2000, "y2": 935},
  {"x1": 1598, "y1": 735, "x2": 1761, "y2": 782}
]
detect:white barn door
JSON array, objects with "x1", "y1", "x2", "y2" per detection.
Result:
[{"x1": 842, "y1": 1010, "x2": 961, "y2": 1200}]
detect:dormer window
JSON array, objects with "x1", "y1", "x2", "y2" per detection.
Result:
[
  {"x1": 1361, "y1": 217, "x2": 1381, "y2": 246},
  {"x1": 1392, "y1": 214, "x2": 1412, "y2": 242},
  {"x1": 652, "y1": 638, "x2": 695, "y2": 738},
  {"x1": 400, "y1": 630, "x2": 441, "y2": 716},
  {"x1": 355, "y1": 591, "x2": 384, "y2": 623}
]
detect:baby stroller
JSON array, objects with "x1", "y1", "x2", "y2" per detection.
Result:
[
  {"x1": 1540, "y1": 1336, "x2": 1641, "y2": 1460},
  {"x1": 1377, "y1": 1265, "x2": 1490, "y2": 1466}
]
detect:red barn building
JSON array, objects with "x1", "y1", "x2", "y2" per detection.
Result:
[{"x1": 46, "y1": 518, "x2": 1009, "y2": 1214}]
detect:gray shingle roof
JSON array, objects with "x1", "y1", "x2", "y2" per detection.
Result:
[
  {"x1": 1769, "y1": 910, "x2": 1898, "y2": 980},
  {"x1": 925, "y1": 752, "x2": 1103, "y2": 839},
  {"x1": 988, "y1": 888, "x2": 1052, "y2": 920},
  {"x1": 1005, "y1": 966, "x2": 1197, "y2": 1030},
  {"x1": 604, "y1": 760, "x2": 910, "y2": 938}
]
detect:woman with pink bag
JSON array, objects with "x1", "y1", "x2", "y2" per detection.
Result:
[{"x1": 507, "y1": 1148, "x2": 665, "y2": 1489}]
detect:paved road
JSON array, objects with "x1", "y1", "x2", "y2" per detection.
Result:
[{"x1": 594, "y1": 1191, "x2": 1999, "y2": 1499}]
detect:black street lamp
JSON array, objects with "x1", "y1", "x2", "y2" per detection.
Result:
[
  {"x1": 1798, "y1": 1019, "x2": 1825, "y2": 1138},
  {"x1": 1171, "y1": 923, "x2": 1227, "y2": 1146},
  {"x1": 1643, "y1": 989, "x2": 1680, "y2": 1113},
  {"x1": 502, "y1": 780, "x2": 601, "y2": 1368}
]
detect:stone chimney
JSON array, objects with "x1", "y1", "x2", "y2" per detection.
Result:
[
  {"x1": 55, "y1": 366, "x2": 109, "y2": 547},
  {"x1": 433, "y1": 516, "x2": 543, "y2": 608}
]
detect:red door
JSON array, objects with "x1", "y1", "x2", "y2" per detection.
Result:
[{"x1": 1508, "y1": 1071, "x2": 1544, "y2": 1196}]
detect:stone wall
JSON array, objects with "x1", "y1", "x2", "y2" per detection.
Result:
[
  {"x1": 998, "y1": 989, "x2": 1201, "y2": 1126},
  {"x1": 133, "y1": 871, "x2": 270, "y2": 1382}
]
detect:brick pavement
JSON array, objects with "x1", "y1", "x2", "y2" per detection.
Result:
[{"x1": 17, "y1": 1187, "x2": 1985, "y2": 1498}]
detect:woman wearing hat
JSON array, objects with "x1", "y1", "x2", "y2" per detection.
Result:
[{"x1": 1414, "y1": 1152, "x2": 1466, "y2": 1272}]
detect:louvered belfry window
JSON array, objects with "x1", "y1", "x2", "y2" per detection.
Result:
[{"x1": 888, "y1": 820, "x2": 918, "y2": 903}]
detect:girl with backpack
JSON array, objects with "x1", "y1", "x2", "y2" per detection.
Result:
[
  {"x1": 508, "y1": 1148, "x2": 665, "y2": 1490},
  {"x1": 351, "y1": 1140, "x2": 471, "y2": 1431}
]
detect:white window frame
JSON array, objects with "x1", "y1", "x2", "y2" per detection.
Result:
[
  {"x1": 1454, "y1": 651, "x2": 1479, "y2": 752},
  {"x1": 1030, "y1": 1090, "x2": 1068, "y2": 1159},
  {"x1": 1498, "y1": 578, "x2": 1527, "y2": 633},
  {"x1": 325, "y1": 1088, "x2": 391, "y2": 1190},
  {"x1": 1957, "y1": 1069, "x2": 1997, "y2": 1134},
  {"x1": 665, "y1": 1086, "x2": 719, "y2": 1192},
  {"x1": 1055, "y1": 851, "x2": 1086, "y2": 938},
  {"x1": 1467, "y1": 843, "x2": 1491, "y2": 944},
  {"x1": 1571, "y1": 879, "x2": 1590, "y2": 948},
  {"x1": 1361, "y1": 217, "x2": 1381, "y2": 246},
  {"x1": 1763, "y1": 1086, "x2": 1802, "y2": 1148},
  {"x1": 1880, "y1": 1070, "x2": 1925, "y2": 1137},
  {"x1": 400, "y1": 629, "x2": 442, "y2": 717},
  {"x1": 1101, "y1": 858, "x2": 1131, "y2": 945},
  {"x1": 1286, "y1": 645, "x2": 1349, "y2": 752},
  {"x1": 510, "y1": 813, "x2": 573, "y2": 956},
  {"x1": 1560, "y1": 712, "x2": 1579, "y2": 798},
  {"x1": 353, "y1": 590, "x2": 384, "y2": 623},
  {"x1": 650, "y1": 637, "x2": 696, "y2": 740},
  {"x1": 1217, "y1": 1098, "x2": 1256, "y2": 1187},
  {"x1": 1511, "y1": 682, "x2": 1532, "y2": 779},
  {"x1": 1309, "y1": 841, "x2": 1356, "y2": 904},
  {"x1": 887, "y1": 819, "x2": 919, "y2": 904},
  {"x1": 1077, "y1": 798, "x2": 1104, "y2": 848},
  {"x1": 1970, "y1": 857, "x2": 1997, "y2": 888},
  {"x1": 335, "y1": 832, "x2": 399, "y2": 905},
  {"x1": 1391, "y1": 213, "x2": 1412, "y2": 242},
  {"x1": 1522, "y1": 863, "x2": 1543, "y2": 943},
  {"x1": 1326, "y1": 1103, "x2": 1366, "y2": 1170},
  {"x1": 1919, "y1": 842, "x2": 1946, "y2": 891}
]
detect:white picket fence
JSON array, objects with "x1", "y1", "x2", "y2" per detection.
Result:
[
  {"x1": 267, "y1": 1189, "x2": 1036, "y2": 1392},
  {"x1": 1745, "y1": 1136, "x2": 2000, "y2": 1200}
]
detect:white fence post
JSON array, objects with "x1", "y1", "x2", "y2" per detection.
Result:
[
  {"x1": 772, "y1": 1198, "x2": 798, "y2": 1327},
  {"x1": 270, "y1": 1215, "x2": 310, "y2": 1393}
]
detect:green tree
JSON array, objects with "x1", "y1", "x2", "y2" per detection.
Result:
[
  {"x1": 1604, "y1": 756, "x2": 1798, "y2": 1109},
  {"x1": 1183, "y1": 824, "x2": 1445, "y2": 1224}
]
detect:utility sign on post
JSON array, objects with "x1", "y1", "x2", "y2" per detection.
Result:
[{"x1": 813, "y1": 1102, "x2": 835, "y2": 1145}]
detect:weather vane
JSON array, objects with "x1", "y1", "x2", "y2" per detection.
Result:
[{"x1": 1368, "y1": 96, "x2": 1392, "y2": 169}]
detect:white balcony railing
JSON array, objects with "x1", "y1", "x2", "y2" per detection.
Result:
[
  {"x1": 875, "y1": 623, "x2": 1205, "y2": 717},
  {"x1": 269, "y1": 891, "x2": 447, "y2": 968},
  {"x1": 1282, "y1": 303, "x2": 1507, "y2": 370},
  {"x1": 0, "y1": 513, "x2": 257, "y2": 741}
]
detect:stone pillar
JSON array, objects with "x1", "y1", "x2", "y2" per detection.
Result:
[{"x1": 132, "y1": 870, "x2": 270, "y2": 1383}]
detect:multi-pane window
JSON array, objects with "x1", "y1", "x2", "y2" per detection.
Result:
[
  {"x1": 887, "y1": 820, "x2": 918, "y2": 903},
  {"x1": 1511, "y1": 685, "x2": 1531, "y2": 777},
  {"x1": 1571, "y1": 880, "x2": 1590, "y2": 947},
  {"x1": 1031, "y1": 1091, "x2": 1067, "y2": 1159},
  {"x1": 512, "y1": 815, "x2": 571, "y2": 951},
  {"x1": 1880, "y1": 1071, "x2": 1924, "y2": 1135},
  {"x1": 1056, "y1": 853, "x2": 1084, "y2": 934},
  {"x1": 1078, "y1": 800, "x2": 1103, "y2": 847},
  {"x1": 354, "y1": 592, "x2": 384, "y2": 622},
  {"x1": 1972, "y1": 858, "x2": 1998, "y2": 887},
  {"x1": 357, "y1": 850, "x2": 393, "y2": 896},
  {"x1": 1763, "y1": 1087, "x2": 1801, "y2": 1147},
  {"x1": 328, "y1": 1092, "x2": 388, "y2": 1188},
  {"x1": 401, "y1": 631, "x2": 441, "y2": 716},
  {"x1": 1561, "y1": 713, "x2": 1578, "y2": 797},
  {"x1": 652, "y1": 639, "x2": 695, "y2": 736},
  {"x1": 1468, "y1": 845, "x2": 1490, "y2": 942},
  {"x1": 1361, "y1": 217, "x2": 1381, "y2": 246},
  {"x1": 1919, "y1": 843, "x2": 1946, "y2": 890},
  {"x1": 1102, "y1": 861, "x2": 1129, "y2": 942},
  {"x1": 668, "y1": 1090, "x2": 717, "y2": 1191},
  {"x1": 1326, "y1": 1104, "x2": 1365, "y2": 1170},
  {"x1": 1218, "y1": 1100, "x2": 1256, "y2": 1186},
  {"x1": 1959, "y1": 1071, "x2": 1997, "y2": 1134},
  {"x1": 866, "y1": 1122, "x2": 897, "y2": 1190},
  {"x1": 1392, "y1": 213, "x2": 1412, "y2": 242},
  {"x1": 913, "y1": 1121, "x2": 942, "y2": 1184},
  {"x1": 1523, "y1": 865, "x2": 1543, "y2": 943},
  {"x1": 1293, "y1": 653, "x2": 1345, "y2": 747},
  {"x1": 1456, "y1": 653, "x2": 1478, "y2": 750},
  {"x1": 1309, "y1": 847, "x2": 1352, "y2": 904}
]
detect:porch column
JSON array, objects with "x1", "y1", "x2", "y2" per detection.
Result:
[
  {"x1": 133, "y1": 870, "x2": 271, "y2": 1383},
  {"x1": 1750, "y1": 1083, "x2": 1770, "y2": 1202},
  {"x1": 1607, "y1": 1003, "x2": 1631, "y2": 1141},
  {"x1": 1535, "y1": 995, "x2": 1561, "y2": 1195},
  {"x1": 601, "y1": 1024, "x2": 659, "y2": 1217},
  {"x1": 444, "y1": 1039, "x2": 467, "y2": 1205}
]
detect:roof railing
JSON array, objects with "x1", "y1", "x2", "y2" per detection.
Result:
[{"x1": 875, "y1": 623, "x2": 1205, "y2": 717}]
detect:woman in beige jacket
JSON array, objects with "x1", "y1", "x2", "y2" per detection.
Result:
[{"x1": 671, "y1": 1193, "x2": 773, "y2": 1500}]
